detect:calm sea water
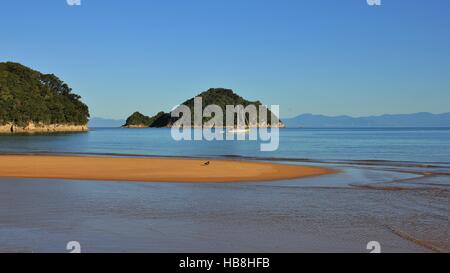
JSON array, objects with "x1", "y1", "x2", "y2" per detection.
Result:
[
  {"x1": 0, "y1": 128, "x2": 449, "y2": 252},
  {"x1": 0, "y1": 127, "x2": 450, "y2": 162}
]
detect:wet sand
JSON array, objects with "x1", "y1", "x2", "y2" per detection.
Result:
[{"x1": 0, "y1": 155, "x2": 334, "y2": 183}]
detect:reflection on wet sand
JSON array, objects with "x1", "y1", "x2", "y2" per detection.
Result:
[
  {"x1": 224, "y1": 155, "x2": 450, "y2": 252},
  {"x1": 0, "y1": 154, "x2": 448, "y2": 253}
]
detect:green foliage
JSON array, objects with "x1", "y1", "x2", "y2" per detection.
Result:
[
  {"x1": 0, "y1": 62, "x2": 89, "y2": 126},
  {"x1": 124, "y1": 112, "x2": 152, "y2": 126},
  {"x1": 124, "y1": 111, "x2": 173, "y2": 127},
  {"x1": 148, "y1": 111, "x2": 172, "y2": 127},
  {"x1": 183, "y1": 88, "x2": 263, "y2": 110},
  {"x1": 180, "y1": 88, "x2": 278, "y2": 125},
  {"x1": 124, "y1": 88, "x2": 281, "y2": 128}
]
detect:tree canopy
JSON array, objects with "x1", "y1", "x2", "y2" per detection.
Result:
[
  {"x1": 0, "y1": 62, "x2": 89, "y2": 126},
  {"x1": 124, "y1": 88, "x2": 282, "y2": 127},
  {"x1": 124, "y1": 111, "x2": 153, "y2": 126}
]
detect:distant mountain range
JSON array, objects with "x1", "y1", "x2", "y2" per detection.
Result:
[
  {"x1": 89, "y1": 117, "x2": 125, "y2": 128},
  {"x1": 283, "y1": 112, "x2": 450, "y2": 128}
]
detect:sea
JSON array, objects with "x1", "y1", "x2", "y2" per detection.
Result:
[{"x1": 0, "y1": 128, "x2": 449, "y2": 252}]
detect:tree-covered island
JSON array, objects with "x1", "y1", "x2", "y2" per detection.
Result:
[{"x1": 0, "y1": 62, "x2": 90, "y2": 133}]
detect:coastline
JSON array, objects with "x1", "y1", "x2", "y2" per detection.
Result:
[
  {"x1": 0, "y1": 155, "x2": 334, "y2": 183},
  {"x1": 121, "y1": 125, "x2": 149, "y2": 128},
  {"x1": 0, "y1": 122, "x2": 88, "y2": 134},
  {"x1": 121, "y1": 124, "x2": 286, "y2": 128}
]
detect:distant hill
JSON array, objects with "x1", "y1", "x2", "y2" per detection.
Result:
[
  {"x1": 0, "y1": 62, "x2": 89, "y2": 133},
  {"x1": 283, "y1": 112, "x2": 450, "y2": 128},
  {"x1": 123, "y1": 112, "x2": 152, "y2": 128},
  {"x1": 89, "y1": 117, "x2": 125, "y2": 128},
  {"x1": 123, "y1": 88, "x2": 284, "y2": 128}
]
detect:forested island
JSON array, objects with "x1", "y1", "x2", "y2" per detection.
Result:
[
  {"x1": 123, "y1": 88, "x2": 284, "y2": 128},
  {"x1": 0, "y1": 62, "x2": 89, "y2": 133}
]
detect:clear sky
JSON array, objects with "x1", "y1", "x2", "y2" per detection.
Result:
[{"x1": 1, "y1": 0, "x2": 449, "y2": 119}]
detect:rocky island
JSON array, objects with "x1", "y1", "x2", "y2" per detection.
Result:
[
  {"x1": 0, "y1": 62, "x2": 89, "y2": 133},
  {"x1": 123, "y1": 88, "x2": 284, "y2": 128}
]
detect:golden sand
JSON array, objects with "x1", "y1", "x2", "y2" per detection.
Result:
[{"x1": 0, "y1": 155, "x2": 334, "y2": 183}]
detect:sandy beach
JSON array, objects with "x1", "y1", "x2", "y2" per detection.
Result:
[{"x1": 0, "y1": 155, "x2": 333, "y2": 183}]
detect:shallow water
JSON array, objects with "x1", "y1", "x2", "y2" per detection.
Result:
[
  {"x1": 1, "y1": 127, "x2": 450, "y2": 162},
  {"x1": 0, "y1": 128, "x2": 449, "y2": 252}
]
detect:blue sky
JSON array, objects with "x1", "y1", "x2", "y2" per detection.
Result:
[{"x1": 1, "y1": 0, "x2": 449, "y2": 119}]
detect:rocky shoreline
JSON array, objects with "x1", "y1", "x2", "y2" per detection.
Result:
[
  {"x1": 121, "y1": 125, "x2": 150, "y2": 128},
  {"x1": 0, "y1": 122, "x2": 88, "y2": 134}
]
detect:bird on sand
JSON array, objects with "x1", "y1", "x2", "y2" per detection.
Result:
[{"x1": 202, "y1": 161, "x2": 210, "y2": 166}]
